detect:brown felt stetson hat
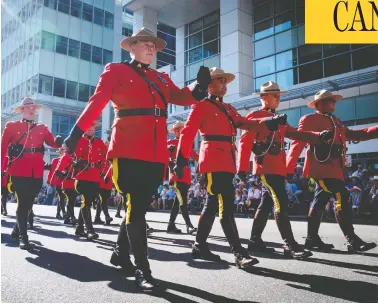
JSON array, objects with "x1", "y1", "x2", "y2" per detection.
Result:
[
  {"x1": 307, "y1": 90, "x2": 344, "y2": 108},
  {"x1": 14, "y1": 97, "x2": 43, "y2": 113},
  {"x1": 253, "y1": 81, "x2": 288, "y2": 95},
  {"x1": 120, "y1": 27, "x2": 166, "y2": 52},
  {"x1": 169, "y1": 121, "x2": 185, "y2": 133},
  {"x1": 210, "y1": 67, "x2": 235, "y2": 84}
]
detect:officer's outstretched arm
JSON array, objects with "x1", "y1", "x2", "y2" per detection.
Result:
[
  {"x1": 285, "y1": 124, "x2": 322, "y2": 144},
  {"x1": 238, "y1": 129, "x2": 255, "y2": 174},
  {"x1": 1, "y1": 122, "x2": 12, "y2": 170},
  {"x1": 346, "y1": 125, "x2": 378, "y2": 142},
  {"x1": 44, "y1": 126, "x2": 62, "y2": 148},
  {"x1": 286, "y1": 116, "x2": 309, "y2": 174},
  {"x1": 176, "y1": 103, "x2": 205, "y2": 162},
  {"x1": 65, "y1": 63, "x2": 117, "y2": 153}
]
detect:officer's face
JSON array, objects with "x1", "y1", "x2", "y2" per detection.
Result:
[
  {"x1": 131, "y1": 41, "x2": 156, "y2": 64},
  {"x1": 208, "y1": 77, "x2": 227, "y2": 97},
  {"x1": 260, "y1": 93, "x2": 280, "y2": 110},
  {"x1": 86, "y1": 125, "x2": 96, "y2": 137},
  {"x1": 174, "y1": 127, "x2": 183, "y2": 137},
  {"x1": 22, "y1": 105, "x2": 38, "y2": 120},
  {"x1": 316, "y1": 98, "x2": 336, "y2": 113}
]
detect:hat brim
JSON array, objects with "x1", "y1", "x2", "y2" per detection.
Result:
[
  {"x1": 211, "y1": 73, "x2": 235, "y2": 84},
  {"x1": 253, "y1": 90, "x2": 288, "y2": 95},
  {"x1": 168, "y1": 124, "x2": 185, "y2": 133},
  {"x1": 308, "y1": 94, "x2": 343, "y2": 108},
  {"x1": 14, "y1": 104, "x2": 43, "y2": 113},
  {"x1": 120, "y1": 36, "x2": 167, "y2": 52}
]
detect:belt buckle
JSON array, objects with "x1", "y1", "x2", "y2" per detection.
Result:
[
  {"x1": 232, "y1": 136, "x2": 236, "y2": 143},
  {"x1": 154, "y1": 106, "x2": 161, "y2": 117},
  {"x1": 90, "y1": 162, "x2": 95, "y2": 168},
  {"x1": 281, "y1": 142, "x2": 285, "y2": 150},
  {"x1": 31, "y1": 147, "x2": 35, "y2": 154}
]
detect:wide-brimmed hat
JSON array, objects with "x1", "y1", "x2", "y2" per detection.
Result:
[
  {"x1": 210, "y1": 67, "x2": 235, "y2": 84},
  {"x1": 373, "y1": 176, "x2": 378, "y2": 181},
  {"x1": 351, "y1": 172, "x2": 361, "y2": 179},
  {"x1": 253, "y1": 81, "x2": 288, "y2": 95},
  {"x1": 308, "y1": 90, "x2": 343, "y2": 108},
  {"x1": 91, "y1": 121, "x2": 102, "y2": 127},
  {"x1": 169, "y1": 121, "x2": 185, "y2": 133},
  {"x1": 120, "y1": 27, "x2": 166, "y2": 52},
  {"x1": 14, "y1": 97, "x2": 43, "y2": 113}
]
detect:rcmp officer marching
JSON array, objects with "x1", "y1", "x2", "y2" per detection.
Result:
[
  {"x1": 57, "y1": 121, "x2": 106, "y2": 240},
  {"x1": 63, "y1": 27, "x2": 210, "y2": 290},
  {"x1": 1, "y1": 97, "x2": 63, "y2": 249},
  {"x1": 47, "y1": 148, "x2": 66, "y2": 220},
  {"x1": 287, "y1": 90, "x2": 378, "y2": 252},
  {"x1": 174, "y1": 68, "x2": 287, "y2": 269},
  {"x1": 1, "y1": 157, "x2": 9, "y2": 216},
  {"x1": 94, "y1": 149, "x2": 114, "y2": 226},
  {"x1": 166, "y1": 121, "x2": 198, "y2": 234},
  {"x1": 237, "y1": 82, "x2": 331, "y2": 259}
]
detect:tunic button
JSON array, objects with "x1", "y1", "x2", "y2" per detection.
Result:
[
  {"x1": 130, "y1": 80, "x2": 133, "y2": 83},
  {"x1": 156, "y1": 120, "x2": 158, "y2": 122},
  {"x1": 152, "y1": 92, "x2": 154, "y2": 94}
]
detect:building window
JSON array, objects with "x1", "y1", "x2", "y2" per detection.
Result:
[
  {"x1": 53, "y1": 78, "x2": 66, "y2": 97},
  {"x1": 78, "y1": 83, "x2": 89, "y2": 102},
  {"x1": 82, "y1": 3, "x2": 93, "y2": 22},
  {"x1": 92, "y1": 46, "x2": 102, "y2": 64},
  {"x1": 121, "y1": 49, "x2": 131, "y2": 62},
  {"x1": 157, "y1": 23, "x2": 176, "y2": 69},
  {"x1": 94, "y1": 7, "x2": 104, "y2": 26},
  {"x1": 44, "y1": 0, "x2": 57, "y2": 10},
  {"x1": 28, "y1": 37, "x2": 34, "y2": 55},
  {"x1": 55, "y1": 35, "x2": 68, "y2": 55},
  {"x1": 184, "y1": 10, "x2": 220, "y2": 81},
  {"x1": 70, "y1": 0, "x2": 82, "y2": 17},
  {"x1": 122, "y1": 26, "x2": 132, "y2": 37},
  {"x1": 103, "y1": 49, "x2": 113, "y2": 65},
  {"x1": 57, "y1": 0, "x2": 69, "y2": 14},
  {"x1": 34, "y1": 32, "x2": 41, "y2": 51},
  {"x1": 68, "y1": 39, "x2": 80, "y2": 58},
  {"x1": 251, "y1": 1, "x2": 375, "y2": 91},
  {"x1": 31, "y1": 75, "x2": 39, "y2": 94},
  {"x1": 80, "y1": 42, "x2": 91, "y2": 61},
  {"x1": 66, "y1": 81, "x2": 78, "y2": 100},
  {"x1": 39, "y1": 75, "x2": 53, "y2": 95},
  {"x1": 104, "y1": 12, "x2": 114, "y2": 29},
  {"x1": 41, "y1": 31, "x2": 55, "y2": 51},
  {"x1": 90, "y1": 86, "x2": 96, "y2": 96},
  {"x1": 52, "y1": 113, "x2": 77, "y2": 138}
]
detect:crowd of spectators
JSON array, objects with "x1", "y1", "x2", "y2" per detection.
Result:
[{"x1": 8, "y1": 163, "x2": 377, "y2": 224}]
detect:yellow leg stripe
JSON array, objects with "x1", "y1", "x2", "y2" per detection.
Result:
[
  {"x1": 261, "y1": 174, "x2": 281, "y2": 214},
  {"x1": 318, "y1": 180, "x2": 332, "y2": 193},
  {"x1": 7, "y1": 176, "x2": 13, "y2": 194},
  {"x1": 14, "y1": 191, "x2": 20, "y2": 209},
  {"x1": 80, "y1": 195, "x2": 86, "y2": 208},
  {"x1": 63, "y1": 192, "x2": 69, "y2": 205},
  {"x1": 218, "y1": 193, "x2": 224, "y2": 220},
  {"x1": 112, "y1": 158, "x2": 122, "y2": 194},
  {"x1": 99, "y1": 193, "x2": 103, "y2": 205},
  {"x1": 335, "y1": 192, "x2": 342, "y2": 212},
  {"x1": 206, "y1": 173, "x2": 214, "y2": 196},
  {"x1": 126, "y1": 193, "x2": 131, "y2": 224},
  {"x1": 173, "y1": 181, "x2": 184, "y2": 206},
  {"x1": 74, "y1": 180, "x2": 78, "y2": 192}
]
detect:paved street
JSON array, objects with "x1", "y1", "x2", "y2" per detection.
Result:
[{"x1": 2, "y1": 203, "x2": 378, "y2": 303}]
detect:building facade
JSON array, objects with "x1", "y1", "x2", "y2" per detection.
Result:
[
  {"x1": 1, "y1": 0, "x2": 123, "y2": 170},
  {"x1": 123, "y1": 0, "x2": 378, "y2": 171}
]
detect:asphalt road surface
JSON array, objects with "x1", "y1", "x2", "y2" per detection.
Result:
[{"x1": 2, "y1": 203, "x2": 378, "y2": 303}]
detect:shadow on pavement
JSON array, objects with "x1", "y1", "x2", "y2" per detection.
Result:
[
  {"x1": 247, "y1": 266, "x2": 378, "y2": 302},
  {"x1": 307, "y1": 257, "x2": 378, "y2": 273},
  {"x1": 25, "y1": 246, "x2": 249, "y2": 302}
]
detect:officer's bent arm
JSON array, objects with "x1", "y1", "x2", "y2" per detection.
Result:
[
  {"x1": 285, "y1": 124, "x2": 322, "y2": 144},
  {"x1": 286, "y1": 116, "x2": 310, "y2": 174},
  {"x1": 44, "y1": 126, "x2": 61, "y2": 148},
  {"x1": 176, "y1": 103, "x2": 206, "y2": 161},
  {"x1": 74, "y1": 63, "x2": 118, "y2": 133},
  {"x1": 164, "y1": 75, "x2": 199, "y2": 107},
  {"x1": 345, "y1": 125, "x2": 378, "y2": 142}
]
